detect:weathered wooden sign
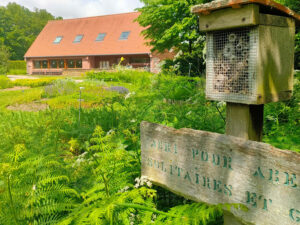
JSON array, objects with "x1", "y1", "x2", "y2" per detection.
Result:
[{"x1": 141, "y1": 121, "x2": 300, "y2": 225}]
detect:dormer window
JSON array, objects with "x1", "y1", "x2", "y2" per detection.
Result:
[
  {"x1": 119, "y1": 31, "x2": 130, "y2": 40},
  {"x1": 53, "y1": 36, "x2": 63, "y2": 44},
  {"x1": 73, "y1": 34, "x2": 83, "y2": 43},
  {"x1": 96, "y1": 33, "x2": 106, "y2": 42}
]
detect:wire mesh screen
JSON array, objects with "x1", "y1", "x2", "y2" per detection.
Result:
[{"x1": 206, "y1": 27, "x2": 258, "y2": 103}]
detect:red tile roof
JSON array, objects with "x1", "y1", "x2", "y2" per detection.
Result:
[
  {"x1": 192, "y1": 0, "x2": 300, "y2": 24},
  {"x1": 25, "y1": 12, "x2": 151, "y2": 58}
]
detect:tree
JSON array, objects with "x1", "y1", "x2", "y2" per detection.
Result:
[
  {"x1": 0, "y1": 43, "x2": 9, "y2": 74},
  {"x1": 136, "y1": 0, "x2": 213, "y2": 76},
  {"x1": 0, "y1": 3, "x2": 60, "y2": 60},
  {"x1": 276, "y1": 0, "x2": 300, "y2": 13}
]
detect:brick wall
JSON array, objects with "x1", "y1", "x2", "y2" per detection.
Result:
[
  {"x1": 150, "y1": 51, "x2": 175, "y2": 73},
  {"x1": 26, "y1": 59, "x2": 33, "y2": 74}
]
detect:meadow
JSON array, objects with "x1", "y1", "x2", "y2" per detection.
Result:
[{"x1": 0, "y1": 69, "x2": 298, "y2": 225}]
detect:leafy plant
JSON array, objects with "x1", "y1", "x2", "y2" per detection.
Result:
[
  {"x1": 13, "y1": 77, "x2": 58, "y2": 87},
  {"x1": 0, "y1": 144, "x2": 79, "y2": 224},
  {"x1": 0, "y1": 76, "x2": 13, "y2": 89},
  {"x1": 43, "y1": 79, "x2": 77, "y2": 98},
  {"x1": 263, "y1": 72, "x2": 300, "y2": 151},
  {"x1": 86, "y1": 69, "x2": 152, "y2": 87}
]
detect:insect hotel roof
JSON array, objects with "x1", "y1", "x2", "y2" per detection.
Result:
[
  {"x1": 192, "y1": 0, "x2": 300, "y2": 26},
  {"x1": 191, "y1": 0, "x2": 300, "y2": 104}
]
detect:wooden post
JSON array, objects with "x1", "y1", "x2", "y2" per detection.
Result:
[
  {"x1": 226, "y1": 103, "x2": 264, "y2": 141},
  {"x1": 224, "y1": 102, "x2": 264, "y2": 225},
  {"x1": 223, "y1": 211, "x2": 247, "y2": 225}
]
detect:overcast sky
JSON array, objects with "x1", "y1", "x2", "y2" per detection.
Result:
[{"x1": 0, "y1": 0, "x2": 144, "y2": 19}]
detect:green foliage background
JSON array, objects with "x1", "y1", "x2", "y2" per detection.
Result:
[
  {"x1": 0, "y1": 3, "x2": 61, "y2": 60},
  {"x1": 0, "y1": 44, "x2": 9, "y2": 74}
]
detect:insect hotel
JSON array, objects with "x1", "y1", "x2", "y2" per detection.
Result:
[
  {"x1": 192, "y1": 0, "x2": 300, "y2": 141},
  {"x1": 192, "y1": 0, "x2": 299, "y2": 105}
]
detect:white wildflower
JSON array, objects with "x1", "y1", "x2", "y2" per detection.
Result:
[
  {"x1": 107, "y1": 129, "x2": 114, "y2": 135},
  {"x1": 140, "y1": 176, "x2": 148, "y2": 185},
  {"x1": 81, "y1": 152, "x2": 88, "y2": 157},
  {"x1": 125, "y1": 92, "x2": 131, "y2": 99},
  {"x1": 146, "y1": 181, "x2": 152, "y2": 188},
  {"x1": 118, "y1": 186, "x2": 130, "y2": 193},
  {"x1": 32, "y1": 184, "x2": 36, "y2": 191},
  {"x1": 186, "y1": 111, "x2": 192, "y2": 116},
  {"x1": 217, "y1": 101, "x2": 226, "y2": 107}
]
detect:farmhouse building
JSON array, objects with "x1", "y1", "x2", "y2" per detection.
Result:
[{"x1": 24, "y1": 12, "x2": 173, "y2": 75}]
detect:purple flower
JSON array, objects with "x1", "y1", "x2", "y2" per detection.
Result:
[{"x1": 108, "y1": 86, "x2": 129, "y2": 94}]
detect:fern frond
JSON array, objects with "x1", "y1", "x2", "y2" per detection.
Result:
[{"x1": 38, "y1": 175, "x2": 70, "y2": 186}]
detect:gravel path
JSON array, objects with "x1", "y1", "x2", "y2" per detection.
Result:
[
  {"x1": 7, "y1": 75, "x2": 84, "y2": 83},
  {"x1": 7, "y1": 75, "x2": 38, "y2": 81}
]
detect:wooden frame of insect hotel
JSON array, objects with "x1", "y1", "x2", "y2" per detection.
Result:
[{"x1": 192, "y1": 0, "x2": 300, "y2": 105}]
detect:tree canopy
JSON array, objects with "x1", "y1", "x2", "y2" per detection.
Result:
[
  {"x1": 136, "y1": 0, "x2": 211, "y2": 54},
  {"x1": 0, "y1": 3, "x2": 61, "y2": 60},
  {"x1": 277, "y1": 0, "x2": 300, "y2": 13},
  {"x1": 136, "y1": 0, "x2": 213, "y2": 76}
]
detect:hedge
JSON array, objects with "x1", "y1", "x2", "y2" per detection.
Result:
[{"x1": 8, "y1": 60, "x2": 26, "y2": 70}]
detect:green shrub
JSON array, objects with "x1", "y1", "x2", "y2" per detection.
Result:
[
  {"x1": 153, "y1": 74, "x2": 201, "y2": 101},
  {"x1": 86, "y1": 68, "x2": 152, "y2": 86},
  {"x1": 43, "y1": 78, "x2": 77, "y2": 98},
  {"x1": 8, "y1": 60, "x2": 26, "y2": 70},
  {"x1": 0, "y1": 76, "x2": 13, "y2": 89},
  {"x1": 13, "y1": 77, "x2": 58, "y2": 87},
  {"x1": 7, "y1": 61, "x2": 27, "y2": 75},
  {"x1": 264, "y1": 71, "x2": 300, "y2": 152},
  {"x1": 8, "y1": 69, "x2": 27, "y2": 75}
]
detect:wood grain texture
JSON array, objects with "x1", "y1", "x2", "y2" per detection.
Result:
[
  {"x1": 256, "y1": 23, "x2": 295, "y2": 104},
  {"x1": 259, "y1": 14, "x2": 295, "y2": 27},
  {"x1": 191, "y1": 0, "x2": 300, "y2": 24},
  {"x1": 141, "y1": 121, "x2": 300, "y2": 225},
  {"x1": 198, "y1": 4, "x2": 259, "y2": 32},
  {"x1": 226, "y1": 103, "x2": 263, "y2": 141}
]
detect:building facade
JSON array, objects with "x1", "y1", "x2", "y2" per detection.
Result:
[{"x1": 25, "y1": 12, "x2": 173, "y2": 75}]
